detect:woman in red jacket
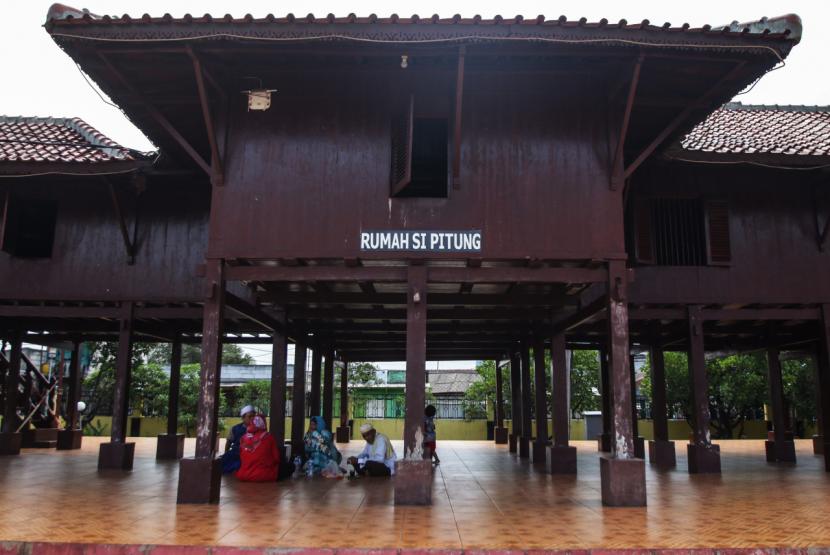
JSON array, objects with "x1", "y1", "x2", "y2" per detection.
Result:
[{"x1": 236, "y1": 414, "x2": 280, "y2": 482}]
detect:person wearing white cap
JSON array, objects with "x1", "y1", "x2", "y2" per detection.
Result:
[
  {"x1": 347, "y1": 423, "x2": 396, "y2": 476},
  {"x1": 220, "y1": 405, "x2": 257, "y2": 474}
]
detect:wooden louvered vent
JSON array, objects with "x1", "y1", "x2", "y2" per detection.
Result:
[
  {"x1": 705, "y1": 200, "x2": 732, "y2": 265},
  {"x1": 390, "y1": 94, "x2": 414, "y2": 196}
]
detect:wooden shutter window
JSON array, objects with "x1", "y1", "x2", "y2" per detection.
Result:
[
  {"x1": 633, "y1": 196, "x2": 655, "y2": 264},
  {"x1": 390, "y1": 94, "x2": 414, "y2": 196},
  {"x1": 705, "y1": 200, "x2": 731, "y2": 265}
]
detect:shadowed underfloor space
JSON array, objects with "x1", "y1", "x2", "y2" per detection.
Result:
[{"x1": 0, "y1": 438, "x2": 829, "y2": 549}]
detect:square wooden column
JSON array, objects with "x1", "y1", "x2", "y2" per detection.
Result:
[
  {"x1": 309, "y1": 347, "x2": 322, "y2": 417},
  {"x1": 686, "y1": 304, "x2": 721, "y2": 474},
  {"x1": 336, "y1": 360, "x2": 350, "y2": 443},
  {"x1": 0, "y1": 329, "x2": 23, "y2": 455},
  {"x1": 157, "y1": 335, "x2": 184, "y2": 460},
  {"x1": 403, "y1": 265, "x2": 427, "y2": 457},
  {"x1": 58, "y1": 339, "x2": 84, "y2": 450},
  {"x1": 323, "y1": 346, "x2": 335, "y2": 427},
  {"x1": 291, "y1": 338, "x2": 308, "y2": 459},
  {"x1": 508, "y1": 349, "x2": 522, "y2": 453},
  {"x1": 269, "y1": 322, "x2": 288, "y2": 457},
  {"x1": 812, "y1": 352, "x2": 824, "y2": 455},
  {"x1": 597, "y1": 346, "x2": 612, "y2": 452},
  {"x1": 647, "y1": 330, "x2": 676, "y2": 468},
  {"x1": 177, "y1": 260, "x2": 225, "y2": 503},
  {"x1": 519, "y1": 341, "x2": 533, "y2": 458},
  {"x1": 549, "y1": 332, "x2": 576, "y2": 473},
  {"x1": 599, "y1": 260, "x2": 646, "y2": 506},
  {"x1": 815, "y1": 304, "x2": 830, "y2": 469},
  {"x1": 765, "y1": 344, "x2": 796, "y2": 463},
  {"x1": 99, "y1": 302, "x2": 136, "y2": 471},
  {"x1": 630, "y1": 353, "x2": 645, "y2": 458},
  {"x1": 494, "y1": 359, "x2": 508, "y2": 444},
  {"x1": 396, "y1": 264, "x2": 432, "y2": 506},
  {"x1": 532, "y1": 337, "x2": 549, "y2": 464}
]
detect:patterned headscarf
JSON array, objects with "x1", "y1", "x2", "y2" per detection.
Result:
[
  {"x1": 310, "y1": 415, "x2": 328, "y2": 433},
  {"x1": 242, "y1": 414, "x2": 269, "y2": 453}
]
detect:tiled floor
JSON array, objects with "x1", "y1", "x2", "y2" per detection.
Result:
[{"x1": 0, "y1": 438, "x2": 829, "y2": 549}]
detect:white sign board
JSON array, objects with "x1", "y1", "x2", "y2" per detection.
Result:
[{"x1": 360, "y1": 230, "x2": 482, "y2": 252}]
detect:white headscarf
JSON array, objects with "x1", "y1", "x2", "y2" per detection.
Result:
[{"x1": 359, "y1": 423, "x2": 374, "y2": 434}]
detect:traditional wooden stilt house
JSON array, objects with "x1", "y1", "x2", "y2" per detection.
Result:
[{"x1": 2, "y1": 4, "x2": 827, "y2": 508}]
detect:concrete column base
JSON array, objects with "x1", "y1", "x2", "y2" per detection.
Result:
[
  {"x1": 394, "y1": 459, "x2": 432, "y2": 506},
  {"x1": 597, "y1": 432, "x2": 612, "y2": 453},
  {"x1": 494, "y1": 427, "x2": 508, "y2": 444},
  {"x1": 0, "y1": 432, "x2": 22, "y2": 455},
  {"x1": 335, "y1": 426, "x2": 351, "y2": 443},
  {"x1": 98, "y1": 441, "x2": 136, "y2": 470},
  {"x1": 648, "y1": 439, "x2": 676, "y2": 469},
  {"x1": 765, "y1": 439, "x2": 797, "y2": 463},
  {"x1": 56, "y1": 429, "x2": 83, "y2": 450},
  {"x1": 633, "y1": 436, "x2": 646, "y2": 459},
  {"x1": 531, "y1": 440, "x2": 549, "y2": 464},
  {"x1": 687, "y1": 443, "x2": 721, "y2": 474},
  {"x1": 518, "y1": 436, "x2": 530, "y2": 458},
  {"x1": 177, "y1": 457, "x2": 222, "y2": 504},
  {"x1": 508, "y1": 432, "x2": 517, "y2": 453},
  {"x1": 548, "y1": 444, "x2": 577, "y2": 474},
  {"x1": 600, "y1": 455, "x2": 646, "y2": 506},
  {"x1": 21, "y1": 427, "x2": 58, "y2": 448},
  {"x1": 813, "y1": 434, "x2": 824, "y2": 455},
  {"x1": 156, "y1": 433, "x2": 185, "y2": 460}
]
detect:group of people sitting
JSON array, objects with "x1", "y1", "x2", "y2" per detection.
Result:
[{"x1": 219, "y1": 405, "x2": 402, "y2": 482}]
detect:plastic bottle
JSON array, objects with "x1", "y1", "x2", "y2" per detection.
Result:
[
  {"x1": 293, "y1": 456, "x2": 302, "y2": 478},
  {"x1": 306, "y1": 460, "x2": 313, "y2": 478}
]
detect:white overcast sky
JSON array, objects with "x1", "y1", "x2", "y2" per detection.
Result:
[{"x1": 4, "y1": 1, "x2": 829, "y2": 367}]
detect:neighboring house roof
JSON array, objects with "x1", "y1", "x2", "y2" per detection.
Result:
[
  {"x1": 428, "y1": 369, "x2": 482, "y2": 396},
  {"x1": 672, "y1": 103, "x2": 830, "y2": 166},
  {"x1": 162, "y1": 363, "x2": 294, "y2": 386},
  {"x1": 45, "y1": 6, "x2": 802, "y2": 52},
  {"x1": 0, "y1": 115, "x2": 153, "y2": 175}
]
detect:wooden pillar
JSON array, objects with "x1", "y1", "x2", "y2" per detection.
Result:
[
  {"x1": 99, "y1": 302, "x2": 136, "y2": 470},
  {"x1": 403, "y1": 265, "x2": 427, "y2": 457},
  {"x1": 812, "y1": 352, "x2": 824, "y2": 455},
  {"x1": 268, "y1": 326, "x2": 288, "y2": 454},
  {"x1": 309, "y1": 347, "x2": 322, "y2": 417},
  {"x1": 532, "y1": 337, "x2": 549, "y2": 464},
  {"x1": 599, "y1": 260, "x2": 646, "y2": 506},
  {"x1": 816, "y1": 305, "x2": 830, "y2": 469},
  {"x1": 57, "y1": 340, "x2": 84, "y2": 450},
  {"x1": 647, "y1": 331, "x2": 676, "y2": 468},
  {"x1": 0, "y1": 329, "x2": 23, "y2": 455},
  {"x1": 766, "y1": 343, "x2": 796, "y2": 463},
  {"x1": 291, "y1": 338, "x2": 308, "y2": 459},
  {"x1": 508, "y1": 348, "x2": 521, "y2": 453},
  {"x1": 550, "y1": 332, "x2": 576, "y2": 473},
  {"x1": 494, "y1": 358, "x2": 508, "y2": 444},
  {"x1": 156, "y1": 335, "x2": 185, "y2": 459},
  {"x1": 598, "y1": 346, "x2": 612, "y2": 452},
  {"x1": 336, "y1": 360, "x2": 350, "y2": 442},
  {"x1": 686, "y1": 304, "x2": 721, "y2": 474},
  {"x1": 323, "y1": 346, "x2": 335, "y2": 428},
  {"x1": 177, "y1": 259, "x2": 225, "y2": 503},
  {"x1": 630, "y1": 353, "x2": 645, "y2": 458},
  {"x1": 519, "y1": 340, "x2": 532, "y2": 458}
]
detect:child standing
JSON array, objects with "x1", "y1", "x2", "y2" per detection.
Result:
[{"x1": 424, "y1": 405, "x2": 440, "y2": 464}]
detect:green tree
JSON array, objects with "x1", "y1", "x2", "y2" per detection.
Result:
[
  {"x1": 782, "y1": 356, "x2": 817, "y2": 435},
  {"x1": 177, "y1": 363, "x2": 228, "y2": 436},
  {"x1": 233, "y1": 379, "x2": 271, "y2": 415},
  {"x1": 147, "y1": 343, "x2": 254, "y2": 365},
  {"x1": 640, "y1": 351, "x2": 692, "y2": 423},
  {"x1": 348, "y1": 362, "x2": 380, "y2": 389},
  {"x1": 463, "y1": 360, "x2": 498, "y2": 420},
  {"x1": 569, "y1": 350, "x2": 601, "y2": 417}
]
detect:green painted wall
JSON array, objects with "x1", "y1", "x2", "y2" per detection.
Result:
[{"x1": 77, "y1": 416, "x2": 802, "y2": 441}]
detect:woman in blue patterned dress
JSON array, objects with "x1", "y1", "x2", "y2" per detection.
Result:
[{"x1": 303, "y1": 415, "x2": 342, "y2": 476}]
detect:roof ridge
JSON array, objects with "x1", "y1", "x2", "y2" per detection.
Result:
[{"x1": 724, "y1": 102, "x2": 830, "y2": 113}]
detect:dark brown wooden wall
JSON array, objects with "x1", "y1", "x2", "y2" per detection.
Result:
[
  {"x1": 209, "y1": 70, "x2": 624, "y2": 260},
  {"x1": 629, "y1": 163, "x2": 830, "y2": 304},
  {"x1": 0, "y1": 179, "x2": 208, "y2": 301}
]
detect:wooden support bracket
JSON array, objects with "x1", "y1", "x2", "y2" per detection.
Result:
[
  {"x1": 105, "y1": 178, "x2": 138, "y2": 264},
  {"x1": 187, "y1": 47, "x2": 225, "y2": 187},
  {"x1": 610, "y1": 54, "x2": 644, "y2": 190},
  {"x1": 623, "y1": 62, "x2": 747, "y2": 181},
  {"x1": 452, "y1": 45, "x2": 466, "y2": 190},
  {"x1": 98, "y1": 53, "x2": 212, "y2": 177}
]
